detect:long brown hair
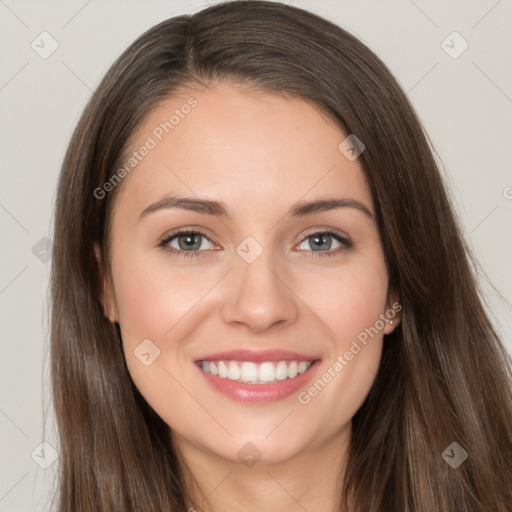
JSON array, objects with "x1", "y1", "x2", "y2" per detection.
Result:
[{"x1": 49, "y1": 1, "x2": 512, "y2": 510}]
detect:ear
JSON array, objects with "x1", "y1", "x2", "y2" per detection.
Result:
[
  {"x1": 383, "y1": 288, "x2": 402, "y2": 335},
  {"x1": 93, "y1": 242, "x2": 119, "y2": 323}
]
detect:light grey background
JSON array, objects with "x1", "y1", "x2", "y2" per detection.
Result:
[{"x1": 1, "y1": 1, "x2": 511, "y2": 510}]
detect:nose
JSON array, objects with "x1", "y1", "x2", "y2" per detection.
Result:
[{"x1": 220, "y1": 247, "x2": 299, "y2": 334}]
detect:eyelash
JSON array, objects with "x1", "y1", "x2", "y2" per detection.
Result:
[{"x1": 158, "y1": 228, "x2": 353, "y2": 260}]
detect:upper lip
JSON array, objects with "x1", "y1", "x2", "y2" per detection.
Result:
[{"x1": 195, "y1": 349, "x2": 320, "y2": 363}]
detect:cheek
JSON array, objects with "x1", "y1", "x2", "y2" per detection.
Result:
[
  {"x1": 112, "y1": 251, "x2": 215, "y2": 342},
  {"x1": 292, "y1": 256, "x2": 388, "y2": 409},
  {"x1": 111, "y1": 252, "x2": 223, "y2": 404},
  {"x1": 111, "y1": 253, "x2": 212, "y2": 417},
  {"x1": 301, "y1": 256, "x2": 389, "y2": 343}
]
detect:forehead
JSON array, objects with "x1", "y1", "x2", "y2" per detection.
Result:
[{"x1": 111, "y1": 82, "x2": 373, "y2": 220}]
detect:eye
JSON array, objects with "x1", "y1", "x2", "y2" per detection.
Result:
[
  {"x1": 295, "y1": 229, "x2": 353, "y2": 258},
  {"x1": 158, "y1": 228, "x2": 353, "y2": 260},
  {"x1": 158, "y1": 230, "x2": 215, "y2": 259}
]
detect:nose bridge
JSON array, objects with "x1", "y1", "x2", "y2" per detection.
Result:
[{"x1": 220, "y1": 236, "x2": 298, "y2": 331}]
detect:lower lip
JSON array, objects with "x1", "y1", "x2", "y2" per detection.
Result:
[{"x1": 195, "y1": 360, "x2": 321, "y2": 403}]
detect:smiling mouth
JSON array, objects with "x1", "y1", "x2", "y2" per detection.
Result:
[{"x1": 196, "y1": 359, "x2": 316, "y2": 384}]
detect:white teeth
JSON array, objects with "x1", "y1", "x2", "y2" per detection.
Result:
[
  {"x1": 288, "y1": 361, "x2": 298, "y2": 379},
  {"x1": 275, "y1": 361, "x2": 288, "y2": 381},
  {"x1": 240, "y1": 362, "x2": 258, "y2": 382},
  {"x1": 228, "y1": 361, "x2": 240, "y2": 380},
  {"x1": 258, "y1": 362, "x2": 276, "y2": 382},
  {"x1": 218, "y1": 361, "x2": 228, "y2": 378},
  {"x1": 297, "y1": 361, "x2": 309, "y2": 374},
  {"x1": 199, "y1": 359, "x2": 314, "y2": 383}
]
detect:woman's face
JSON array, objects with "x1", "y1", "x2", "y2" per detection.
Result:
[{"x1": 97, "y1": 82, "x2": 399, "y2": 466}]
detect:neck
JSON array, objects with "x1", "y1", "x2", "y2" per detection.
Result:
[{"x1": 173, "y1": 423, "x2": 352, "y2": 512}]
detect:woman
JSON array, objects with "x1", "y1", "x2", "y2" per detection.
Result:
[{"x1": 50, "y1": 1, "x2": 512, "y2": 510}]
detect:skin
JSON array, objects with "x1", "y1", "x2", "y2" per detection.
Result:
[{"x1": 95, "y1": 82, "x2": 401, "y2": 512}]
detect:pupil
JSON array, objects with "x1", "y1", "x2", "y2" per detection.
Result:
[
  {"x1": 311, "y1": 234, "x2": 331, "y2": 251},
  {"x1": 180, "y1": 234, "x2": 200, "y2": 250}
]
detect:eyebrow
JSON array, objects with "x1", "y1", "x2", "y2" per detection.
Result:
[{"x1": 139, "y1": 194, "x2": 373, "y2": 220}]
